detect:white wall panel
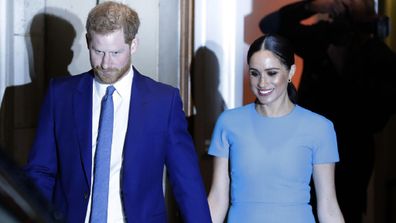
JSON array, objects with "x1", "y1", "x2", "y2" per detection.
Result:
[
  {"x1": 194, "y1": 0, "x2": 250, "y2": 108},
  {"x1": 14, "y1": 0, "x2": 44, "y2": 85},
  {"x1": 45, "y1": 0, "x2": 95, "y2": 75},
  {"x1": 127, "y1": 0, "x2": 160, "y2": 79},
  {"x1": 0, "y1": 0, "x2": 10, "y2": 104}
]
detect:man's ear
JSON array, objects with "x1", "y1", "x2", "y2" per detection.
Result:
[
  {"x1": 130, "y1": 37, "x2": 138, "y2": 54},
  {"x1": 86, "y1": 33, "x2": 90, "y2": 49}
]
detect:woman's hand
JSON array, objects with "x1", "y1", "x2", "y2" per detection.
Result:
[{"x1": 208, "y1": 157, "x2": 230, "y2": 223}]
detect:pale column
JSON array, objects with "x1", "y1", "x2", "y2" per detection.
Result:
[
  {"x1": 194, "y1": 0, "x2": 248, "y2": 109},
  {"x1": 0, "y1": 0, "x2": 9, "y2": 104}
]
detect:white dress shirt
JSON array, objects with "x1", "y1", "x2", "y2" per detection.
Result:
[{"x1": 84, "y1": 67, "x2": 133, "y2": 223}]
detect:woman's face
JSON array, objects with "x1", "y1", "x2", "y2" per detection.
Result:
[{"x1": 249, "y1": 50, "x2": 294, "y2": 107}]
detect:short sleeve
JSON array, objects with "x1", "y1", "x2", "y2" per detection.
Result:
[
  {"x1": 312, "y1": 120, "x2": 340, "y2": 164},
  {"x1": 208, "y1": 113, "x2": 230, "y2": 158}
]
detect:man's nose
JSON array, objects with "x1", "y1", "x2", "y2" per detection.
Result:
[{"x1": 101, "y1": 53, "x2": 111, "y2": 69}]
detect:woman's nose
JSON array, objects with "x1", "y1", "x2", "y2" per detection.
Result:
[{"x1": 258, "y1": 75, "x2": 268, "y2": 87}]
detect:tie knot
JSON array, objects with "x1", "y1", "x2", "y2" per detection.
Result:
[{"x1": 106, "y1": 85, "x2": 116, "y2": 96}]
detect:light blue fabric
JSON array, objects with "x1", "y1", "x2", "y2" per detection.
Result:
[
  {"x1": 90, "y1": 85, "x2": 116, "y2": 223},
  {"x1": 209, "y1": 103, "x2": 339, "y2": 223}
]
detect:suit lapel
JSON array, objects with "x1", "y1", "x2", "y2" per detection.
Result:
[
  {"x1": 73, "y1": 71, "x2": 94, "y2": 186},
  {"x1": 123, "y1": 68, "x2": 150, "y2": 165},
  {"x1": 73, "y1": 68, "x2": 150, "y2": 187}
]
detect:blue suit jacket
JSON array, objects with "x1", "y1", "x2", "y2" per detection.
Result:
[{"x1": 25, "y1": 68, "x2": 211, "y2": 223}]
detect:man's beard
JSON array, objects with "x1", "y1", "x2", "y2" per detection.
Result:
[{"x1": 94, "y1": 57, "x2": 131, "y2": 84}]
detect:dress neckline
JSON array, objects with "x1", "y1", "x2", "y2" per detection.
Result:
[{"x1": 250, "y1": 103, "x2": 298, "y2": 120}]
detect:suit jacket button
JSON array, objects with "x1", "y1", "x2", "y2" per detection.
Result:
[{"x1": 84, "y1": 192, "x2": 89, "y2": 199}]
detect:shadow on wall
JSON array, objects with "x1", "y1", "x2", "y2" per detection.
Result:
[
  {"x1": 165, "y1": 47, "x2": 225, "y2": 222},
  {"x1": 190, "y1": 46, "x2": 226, "y2": 192},
  {"x1": 0, "y1": 9, "x2": 80, "y2": 166}
]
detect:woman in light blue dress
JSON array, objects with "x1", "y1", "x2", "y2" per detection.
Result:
[{"x1": 207, "y1": 34, "x2": 344, "y2": 223}]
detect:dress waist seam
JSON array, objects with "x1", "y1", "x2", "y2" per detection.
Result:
[{"x1": 231, "y1": 201, "x2": 309, "y2": 206}]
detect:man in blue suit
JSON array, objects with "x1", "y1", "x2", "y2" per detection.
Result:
[{"x1": 24, "y1": 2, "x2": 211, "y2": 222}]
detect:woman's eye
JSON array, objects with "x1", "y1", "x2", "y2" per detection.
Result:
[
  {"x1": 267, "y1": 71, "x2": 277, "y2": 76},
  {"x1": 249, "y1": 70, "x2": 260, "y2": 77}
]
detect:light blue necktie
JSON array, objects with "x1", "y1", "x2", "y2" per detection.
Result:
[{"x1": 90, "y1": 85, "x2": 116, "y2": 223}]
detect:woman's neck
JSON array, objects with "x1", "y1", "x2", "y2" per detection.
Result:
[{"x1": 255, "y1": 99, "x2": 295, "y2": 117}]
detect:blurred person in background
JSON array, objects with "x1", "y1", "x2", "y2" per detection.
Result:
[{"x1": 260, "y1": 0, "x2": 396, "y2": 222}]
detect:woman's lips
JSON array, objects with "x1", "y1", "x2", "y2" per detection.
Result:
[{"x1": 258, "y1": 88, "x2": 274, "y2": 96}]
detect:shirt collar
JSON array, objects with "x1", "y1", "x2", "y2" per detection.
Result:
[{"x1": 94, "y1": 66, "x2": 134, "y2": 98}]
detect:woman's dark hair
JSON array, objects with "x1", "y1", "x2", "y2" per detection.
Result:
[{"x1": 247, "y1": 34, "x2": 298, "y2": 104}]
